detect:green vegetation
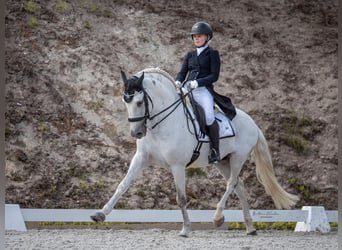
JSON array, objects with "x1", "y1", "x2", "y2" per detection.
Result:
[
  {"x1": 89, "y1": 4, "x2": 98, "y2": 12},
  {"x1": 115, "y1": 202, "x2": 126, "y2": 209},
  {"x1": 289, "y1": 176, "x2": 336, "y2": 208},
  {"x1": 80, "y1": 181, "x2": 90, "y2": 193},
  {"x1": 84, "y1": 21, "x2": 92, "y2": 29},
  {"x1": 51, "y1": 185, "x2": 57, "y2": 193},
  {"x1": 28, "y1": 16, "x2": 38, "y2": 28},
  {"x1": 80, "y1": 1, "x2": 87, "y2": 9},
  {"x1": 280, "y1": 135, "x2": 306, "y2": 154},
  {"x1": 39, "y1": 221, "x2": 127, "y2": 227},
  {"x1": 288, "y1": 176, "x2": 320, "y2": 200},
  {"x1": 96, "y1": 179, "x2": 105, "y2": 189},
  {"x1": 280, "y1": 111, "x2": 315, "y2": 154},
  {"x1": 228, "y1": 221, "x2": 338, "y2": 230},
  {"x1": 79, "y1": 179, "x2": 105, "y2": 193},
  {"x1": 281, "y1": 113, "x2": 313, "y2": 136},
  {"x1": 24, "y1": 0, "x2": 39, "y2": 30},
  {"x1": 79, "y1": 2, "x2": 98, "y2": 13},
  {"x1": 136, "y1": 184, "x2": 146, "y2": 198},
  {"x1": 186, "y1": 168, "x2": 207, "y2": 178},
  {"x1": 330, "y1": 222, "x2": 338, "y2": 228},
  {"x1": 24, "y1": 0, "x2": 35, "y2": 13},
  {"x1": 39, "y1": 121, "x2": 48, "y2": 131},
  {"x1": 33, "y1": 221, "x2": 339, "y2": 231},
  {"x1": 56, "y1": 1, "x2": 68, "y2": 12},
  {"x1": 257, "y1": 222, "x2": 296, "y2": 230},
  {"x1": 228, "y1": 222, "x2": 246, "y2": 230}
]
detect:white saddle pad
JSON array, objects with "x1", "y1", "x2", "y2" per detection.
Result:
[{"x1": 198, "y1": 112, "x2": 235, "y2": 142}]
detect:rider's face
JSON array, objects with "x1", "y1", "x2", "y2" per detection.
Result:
[{"x1": 192, "y1": 34, "x2": 208, "y2": 47}]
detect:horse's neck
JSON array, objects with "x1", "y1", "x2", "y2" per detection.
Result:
[
  {"x1": 144, "y1": 73, "x2": 186, "y2": 131},
  {"x1": 144, "y1": 73, "x2": 179, "y2": 107}
]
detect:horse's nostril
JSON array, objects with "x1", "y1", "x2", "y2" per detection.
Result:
[
  {"x1": 136, "y1": 132, "x2": 144, "y2": 139},
  {"x1": 131, "y1": 130, "x2": 144, "y2": 139}
]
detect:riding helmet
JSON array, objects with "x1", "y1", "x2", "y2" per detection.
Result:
[{"x1": 190, "y1": 21, "x2": 213, "y2": 39}]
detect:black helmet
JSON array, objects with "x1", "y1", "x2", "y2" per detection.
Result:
[{"x1": 190, "y1": 21, "x2": 213, "y2": 39}]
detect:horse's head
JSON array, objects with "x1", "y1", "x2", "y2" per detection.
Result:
[{"x1": 121, "y1": 70, "x2": 149, "y2": 139}]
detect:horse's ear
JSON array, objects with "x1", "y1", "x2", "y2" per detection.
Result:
[
  {"x1": 121, "y1": 70, "x2": 128, "y2": 85},
  {"x1": 137, "y1": 72, "x2": 144, "y2": 86}
]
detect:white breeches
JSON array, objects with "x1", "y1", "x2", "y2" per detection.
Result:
[{"x1": 191, "y1": 86, "x2": 215, "y2": 125}]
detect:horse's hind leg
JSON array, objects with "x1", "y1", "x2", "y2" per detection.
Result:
[
  {"x1": 234, "y1": 178, "x2": 257, "y2": 235},
  {"x1": 213, "y1": 154, "x2": 247, "y2": 228},
  {"x1": 213, "y1": 162, "x2": 237, "y2": 227}
]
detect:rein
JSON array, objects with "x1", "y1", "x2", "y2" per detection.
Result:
[
  {"x1": 125, "y1": 88, "x2": 184, "y2": 130},
  {"x1": 149, "y1": 97, "x2": 183, "y2": 129}
]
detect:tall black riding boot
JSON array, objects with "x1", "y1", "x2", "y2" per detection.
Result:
[{"x1": 207, "y1": 120, "x2": 220, "y2": 164}]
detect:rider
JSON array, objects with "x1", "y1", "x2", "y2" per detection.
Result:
[{"x1": 175, "y1": 21, "x2": 221, "y2": 164}]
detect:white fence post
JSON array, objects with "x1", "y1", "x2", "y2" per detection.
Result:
[
  {"x1": 5, "y1": 204, "x2": 27, "y2": 232},
  {"x1": 295, "y1": 206, "x2": 331, "y2": 233}
]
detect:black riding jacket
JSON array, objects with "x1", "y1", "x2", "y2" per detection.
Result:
[{"x1": 175, "y1": 47, "x2": 220, "y2": 90}]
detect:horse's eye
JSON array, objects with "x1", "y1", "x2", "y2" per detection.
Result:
[
  {"x1": 124, "y1": 96, "x2": 132, "y2": 103},
  {"x1": 137, "y1": 101, "x2": 143, "y2": 107},
  {"x1": 123, "y1": 92, "x2": 133, "y2": 103}
]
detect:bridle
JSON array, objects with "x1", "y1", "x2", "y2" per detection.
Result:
[{"x1": 123, "y1": 77, "x2": 183, "y2": 130}]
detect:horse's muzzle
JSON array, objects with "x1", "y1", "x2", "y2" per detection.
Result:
[{"x1": 130, "y1": 126, "x2": 146, "y2": 139}]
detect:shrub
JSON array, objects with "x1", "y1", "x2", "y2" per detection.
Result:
[
  {"x1": 28, "y1": 16, "x2": 38, "y2": 28},
  {"x1": 280, "y1": 135, "x2": 306, "y2": 154},
  {"x1": 24, "y1": 0, "x2": 35, "y2": 13},
  {"x1": 90, "y1": 5, "x2": 98, "y2": 12},
  {"x1": 84, "y1": 21, "x2": 92, "y2": 29},
  {"x1": 56, "y1": 1, "x2": 68, "y2": 12}
]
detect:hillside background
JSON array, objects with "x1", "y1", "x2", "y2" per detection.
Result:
[{"x1": 5, "y1": 0, "x2": 337, "y2": 211}]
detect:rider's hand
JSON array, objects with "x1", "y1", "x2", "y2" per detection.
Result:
[
  {"x1": 175, "y1": 80, "x2": 182, "y2": 88},
  {"x1": 189, "y1": 80, "x2": 198, "y2": 89}
]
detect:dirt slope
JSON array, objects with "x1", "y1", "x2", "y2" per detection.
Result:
[{"x1": 5, "y1": 0, "x2": 337, "y2": 210}]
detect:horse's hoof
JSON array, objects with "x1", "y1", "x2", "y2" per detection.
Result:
[
  {"x1": 178, "y1": 233, "x2": 189, "y2": 238},
  {"x1": 213, "y1": 216, "x2": 225, "y2": 227},
  {"x1": 178, "y1": 228, "x2": 189, "y2": 238},
  {"x1": 90, "y1": 211, "x2": 105, "y2": 223},
  {"x1": 247, "y1": 230, "x2": 257, "y2": 236}
]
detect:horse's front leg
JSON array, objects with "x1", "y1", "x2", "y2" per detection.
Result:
[
  {"x1": 90, "y1": 151, "x2": 147, "y2": 222},
  {"x1": 171, "y1": 165, "x2": 191, "y2": 237}
]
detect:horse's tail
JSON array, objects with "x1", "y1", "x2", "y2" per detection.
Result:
[{"x1": 254, "y1": 128, "x2": 299, "y2": 209}]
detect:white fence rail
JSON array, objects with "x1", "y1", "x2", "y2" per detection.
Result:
[{"x1": 5, "y1": 204, "x2": 337, "y2": 233}]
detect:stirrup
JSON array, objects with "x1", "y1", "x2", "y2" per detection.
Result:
[{"x1": 208, "y1": 148, "x2": 220, "y2": 164}]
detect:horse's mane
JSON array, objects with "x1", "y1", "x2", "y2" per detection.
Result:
[{"x1": 135, "y1": 67, "x2": 175, "y2": 84}]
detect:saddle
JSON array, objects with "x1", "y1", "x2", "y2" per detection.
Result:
[
  {"x1": 189, "y1": 95, "x2": 235, "y2": 141},
  {"x1": 181, "y1": 88, "x2": 236, "y2": 166}
]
